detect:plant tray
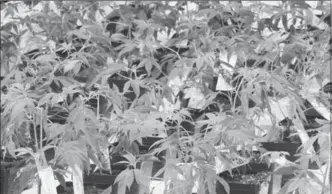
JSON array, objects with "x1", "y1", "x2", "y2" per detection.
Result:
[
  {"x1": 151, "y1": 161, "x2": 165, "y2": 179},
  {"x1": 84, "y1": 172, "x2": 141, "y2": 193},
  {"x1": 0, "y1": 167, "x2": 10, "y2": 194},
  {"x1": 211, "y1": 181, "x2": 260, "y2": 194},
  {"x1": 109, "y1": 154, "x2": 142, "y2": 171},
  {"x1": 84, "y1": 174, "x2": 116, "y2": 186}
]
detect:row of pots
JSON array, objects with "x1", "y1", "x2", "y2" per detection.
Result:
[
  {"x1": 82, "y1": 139, "x2": 303, "y2": 194},
  {"x1": 0, "y1": 137, "x2": 309, "y2": 194}
]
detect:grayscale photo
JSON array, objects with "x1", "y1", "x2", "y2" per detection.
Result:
[{"x1": 0, "y1": 1, "x2": 330, "y2": 194}]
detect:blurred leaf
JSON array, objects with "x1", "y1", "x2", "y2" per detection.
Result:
[
  {"x1": 63, "y1": 60, "x2": 81, "y2": 73},
  {"x1": 130, "y1": 80, "x2": 140, "y2": 98},
  {"x1": 303, "y1": 9, "x2": 313, "y2": 25},
  {"x1": 87, "y1": 148, "x2": 104, "y2": 172},
  {"x1": 7, "y1": 139, "x2": 17, "y2": 157},
  {"x1": 118, "y1": 41, "x2": 137, "y2": 58},
  {"x1": 115, "y1": 169, "x2": 134, "y2": 193},
  {"x1": 100, "y1": 185, "x2": 112, "y2": 194},
  {"x1": 134, "y1": 169, "x2": 150, "y2": 189},
  {"x1": 38, "y1": 93, "x2": 53, "y2": 106},
  {"x1": 58, "y1": 140, "x2": 89, "y2": 171},
  {"x1": 10, "y1": 100, "x2": 27, "y2": 123},
  {"x1": 282, "y1": 14, "x2": 288, "y2": 31},
  {"x1": 122, "y1": 152, "x2": 136, "y2": 167}
]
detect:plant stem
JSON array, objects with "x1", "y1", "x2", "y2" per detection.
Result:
[
  {"x1": 73, "y1": 164, "x2": 85, "y2": 194},
  {"x1": 267, "y1": 163, "x2": 275, "y2": 194}
]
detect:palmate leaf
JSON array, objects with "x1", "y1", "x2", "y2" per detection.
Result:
[
  {"x1": 122, "y1": 152, "x2": 136, "y2": 167},
  {"x1": 57, "y1": 140, "x2": 89, "y2": 171},
  {"x1": 87, "y1": 148, "x2": 104, "y2": 173},
  {"x1": 117, "y1": 40, "x2": 137, "y2": 58},
  {"x1": 44, "y1": 123, "x2": 66, "y2": 141}
]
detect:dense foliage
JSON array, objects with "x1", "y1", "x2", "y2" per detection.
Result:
[{"x1": 1, "y1": 1, "x2": 331, "y2": 194}]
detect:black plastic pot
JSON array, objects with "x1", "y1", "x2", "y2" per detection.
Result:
[
  {"x1": 260, "y1": 142, "x2": 301, "y2": 162},
  {"x1": 140, "y1": 137, "x2": 163, "y2": 150},
  {"x1": 84, "y1": 170, "x2": 140, "y2": 193},
  {"x1": 193, "y1": 182, "x2": 260, "y2": 194},
  {"x1": 84, "y1": 173, "x2": 117, "y2": 186},
  {"x1": 246, "y1": 163, "x2": 269, "y2": 174},
  {"x1": 0, "y1": 165, "x2": 10, "y2": 194},
  {"x1": 110, "y1": 154, "x2": 142, "y2": 171},
  {"x1": 139, "y1": 137, "x2": 165, "y2": 158},
  {"x1": 215, "y1": 182, "x2": 260, "y2": 194},
  {"x1": 151, "y1": 161, "x2": 165, "y2": 179},
  {"x1": 139, "y1": 137, "x2": 166, "y2": 179},
  {"x1": 220, "y1": 162, "x2": 270, "y2": 179},
  {"x1": 216, "y1": 181, "x2": 261, "y2": 194},
  {"x1": 0, "y1": 159, "x2": 25, "y2": 194}
]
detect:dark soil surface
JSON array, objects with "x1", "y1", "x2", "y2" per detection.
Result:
[
  {"x1": 57, "y1": 184, "x2": 105, "y2": 194},
  {"x1": 223, "y1": 171, "x2": 270, "y2": 185}
]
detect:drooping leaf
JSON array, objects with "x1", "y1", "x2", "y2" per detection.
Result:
[
  {"x1": 10, "y1": 100, "x2": 26, "y2": 123},
  {"x1": 122, "y1": 152, "x2": 136, "y2": 167},
  {"x1": 7, "y1": 139, "x2": 17, "y2": 158},
  {"x1": 282, "y1": 14, "x2": 288, "y2": 31},
  {"x1": 115, "y1": 169, "x2": 134, "y2": 194},
  {"x1": 130, "y1": 80, "x2": 140, "y2": 98},
  {"x1": 134, "y1": 169, "x2": 150, "y2": 191}
]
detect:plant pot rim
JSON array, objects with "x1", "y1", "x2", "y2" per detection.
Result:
[{"x1": 259, "y1": 142, "x2": 301, "y2": 145}]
